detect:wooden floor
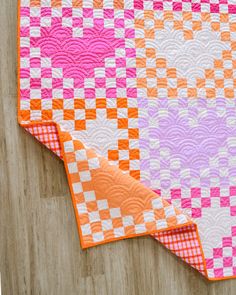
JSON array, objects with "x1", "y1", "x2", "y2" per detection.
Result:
[{"x1": 1, "y1": 1, "x2": 236, "y2": 294}]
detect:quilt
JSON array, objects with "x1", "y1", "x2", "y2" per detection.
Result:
[{"x1": 18, "y1": 0, "x2": 236, "y2": 280}]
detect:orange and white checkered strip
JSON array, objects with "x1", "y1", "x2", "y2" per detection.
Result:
[{"x1": 60, "y1": 129, "x2": 193, "y2": 248}]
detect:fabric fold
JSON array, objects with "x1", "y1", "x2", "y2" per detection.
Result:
[{"x1": 20, "y1": 120, "x2": 206, "y2": 275}]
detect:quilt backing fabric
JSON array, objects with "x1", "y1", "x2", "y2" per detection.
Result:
[{"x1": 18, "y1": 0, "x2": 236, "y2": 280}]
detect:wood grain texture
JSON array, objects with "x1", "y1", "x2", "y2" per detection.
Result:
[{"x1": 1, "y1": 1, "x2": 236, "y2": 294}]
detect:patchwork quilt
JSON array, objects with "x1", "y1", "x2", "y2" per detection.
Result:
[{"x1": 18, "y1": 0, "x2": 236, "y2": 280}]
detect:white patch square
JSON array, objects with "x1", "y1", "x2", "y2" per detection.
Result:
[
  {"x1": 164, "y1": 206, "x2": 176, "y2": 218},
  {"x1": 68, "y1": 162, "x2": 78, "y2": 174},
  {"x1": 135, "y1": 224, "x2": 146, "y2": 234},
  {"x1": 143, "y1": 210, "x2": 155, "y2": 222},
  {"x1": 156, "y1": 219, "x2": 168, "y2": 229},
  {"x1": 110, "y1": 208, "x2": 121, "y2": 218},
  {"x1": 41, "y1": 17, "x2": 51, "y2": 27},
  {"x1": 114, "y1": 227, "x2": 125, "y2": 237},
  {"x1": 41, "y1": 58, "x2": 51, "y2": 68},
  {"x1": 88, "y1": 157, "x2": 100, "y2": 170},
  {"x1": 152, "y1": 198, "x2": 163, "y2": 209},
  {"x1": 21, "y1": 17, "x2": 30, "y2": 27},
  {"x1": 123, "y1": 216, "x2": 134, "y2": 227},
  {"x1": 88, "y1": 211, "x2": 100, "y2": 223},
  {"x1": 62, "y1": 17, "x2": 72, "y2": 27},
  {"x1": 97, "y1": 200, "x2": 109, "y2": 210},
  {"x1": 30, "y1": 27, "x2": 41, "y2": 37},
  {"x1": 81, "y1": 224, "x2": 91, "y2": 236},
  {"x1": 20, "y1": 58, "x2": 30, "y2": 68},
  {"x1": 79, "y1": 171, "x2": 91, "y2": 182},
  {"x1": 177, "y1": 214, "x2": 188, "y2": 225},
  {"x1": 75, "y1": 149, "x2": 87, "y2": 161},
  {"x1": 77, "y1": 202, "x2": 87, "y2": 214},
  {"x1": 84, "y1": 191, "x2": 96, "y2": 202},
  {"x1": 30, "y1": 68, "x2": 41, "y2": 78},
  {"x1": 92, "y1": 232, "x2": 104, "y2": 242},
  {"x1": 72, "y1": 182, "x2": 83, "y2": 194},
  {"x1": 64, "y1": 140, "x2": 74, "y2": 152},
  {"x1": 101, "y1": 219, "x2": 113, "y2": 231}
]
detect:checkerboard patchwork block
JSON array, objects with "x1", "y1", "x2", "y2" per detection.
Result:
[
  {"x1": 205, "y1": 226, "x2": 236, "y2": 278},
  {"x1": 153, "y1": 186, "x2": 236, "y2": 278},
  {"x1": 165, "y1": 186, "x2": 236, "y2": 219},
  {"x1": 19, "y1": 97, "x2": 141, "y2": 179},
  {"x1": 20, "y1": 1, "x2": 236, "y2": 101},
  {"x1": 60, "y1": 129, "x2": 191, "y2": 247}
]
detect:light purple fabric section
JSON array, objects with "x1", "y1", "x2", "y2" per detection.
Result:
[{"x1": 138, "y1": 97, "x2": 236, "y2": 189}]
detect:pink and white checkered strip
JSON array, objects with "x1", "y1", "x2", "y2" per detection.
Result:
[
  {"x1": 154, "y1": 224, "x2": 206, "y2": 275},
  {"x1": 25, "y1": 124, "x2": 62, "y2": 157}
]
